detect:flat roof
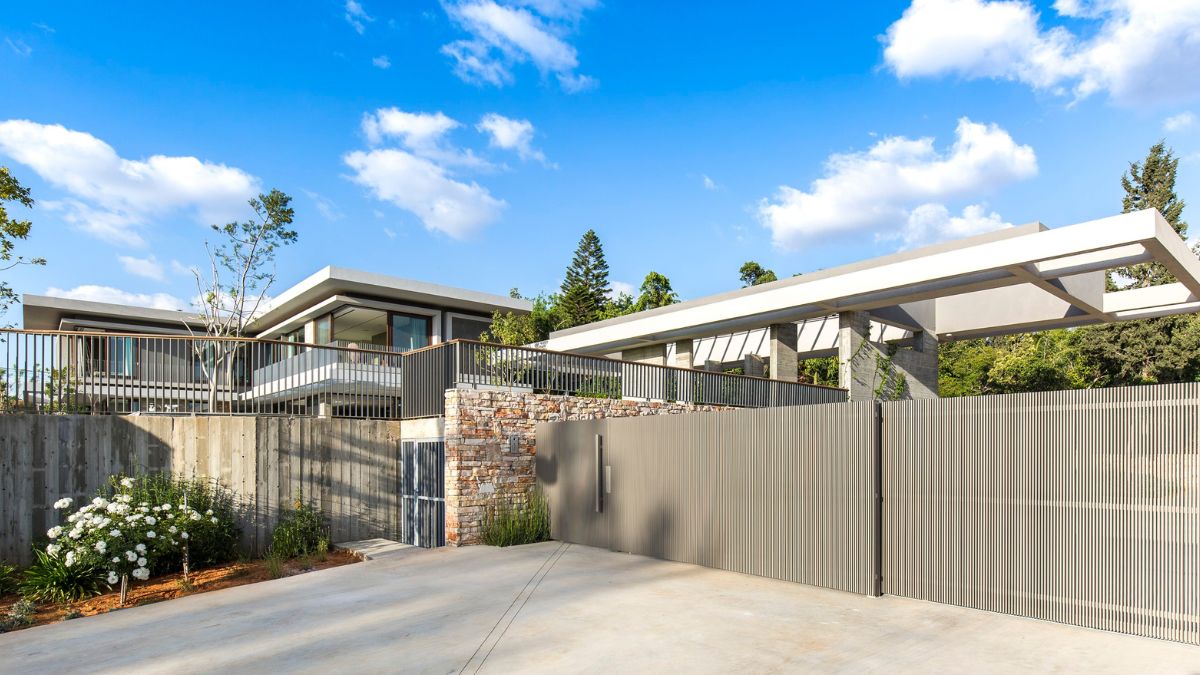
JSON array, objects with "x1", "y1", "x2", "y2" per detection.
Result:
[
  {"x1": 244, "y1": 266, "x2": 531, "y2": 332},
  {"x1": 23, "y1": 266, "x2": 531, "y2": 333},
  {"x1": 22, "y1": 295, "x2": 204, "y2": 332},
  {"x1": 544, "y1": 209, "x2": 1200, "y2": 355}
]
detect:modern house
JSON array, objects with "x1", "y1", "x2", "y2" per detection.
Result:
[{"x1": 18, "y1": 266, "x2": 531, "y2": 415}]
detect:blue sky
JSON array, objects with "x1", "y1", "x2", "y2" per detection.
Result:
[{"x1": 2, "y1": 0, "x2": 1199, "y2": 320}]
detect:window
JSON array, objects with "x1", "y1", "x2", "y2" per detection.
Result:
[
  {"x1": 90, "y1": 336, "x2": 135, "y2": 376},
  {"x1": 391, "y1": 313, "x2": 431, "y2": 351},
  {"x1": 450, "y1": 316, "x2": 492, "y2": 341},
  {"x1": 283, "y1": 327, "x2": 304, "y2": 357},
  {"x1": 315, "y1": 314, "x2": 332, "y2": 345}
]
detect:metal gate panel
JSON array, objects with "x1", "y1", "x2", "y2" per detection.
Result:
[
  {"x1": 537, "y1": 403, "x2": 879, "y2": 595},
  {"x1": 400, "y1": 440, "x2": 445, "y2": 548},
  {"x1": 883, "y1": 384, "x2": 1200, "y2": 645}
]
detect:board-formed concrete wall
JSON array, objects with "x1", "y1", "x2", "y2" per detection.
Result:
[
  {"x1": 442, "y1": 389, "x2": 735, "y2": 545},
  {"x1": 0, "y1": 415, "x2": 401, "y2": 566}
]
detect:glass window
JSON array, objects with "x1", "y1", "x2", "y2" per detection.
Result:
[
  {"x1": 391, "y1": 313, "x2": 430, "y2": 351},
  {"x1": 283, "y1": 328, "x2": 304, "y2": 357},
  {"x1": 107, "y1": 337, "x2": 135, "y2": 376},
  {"x1": 315, "y1": 314, "x2": 332, "y2": 345},
  {"x1": 451, "y1": 316, "x2": 492, "y2": 341}
]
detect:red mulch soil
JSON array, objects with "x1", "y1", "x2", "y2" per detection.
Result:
[{"x1": 0, "y1": 549, "x2": 359, "y2": 632}]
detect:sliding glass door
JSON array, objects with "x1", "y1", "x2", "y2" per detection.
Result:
[{"x1": 391, "y1": 313, "x2": 431, "y2": 352}]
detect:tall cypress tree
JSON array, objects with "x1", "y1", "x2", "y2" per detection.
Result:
[
  {"x1": 558, "y1": 229, "x2": 611, "y2": 328},
  {"x1": 1114, "y1": 142, "x2": 1188, "y2": 289}
]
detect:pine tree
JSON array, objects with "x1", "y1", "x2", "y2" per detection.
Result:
[
  {"x1": 1076, "y1": 141, "x2": 1200, "y2": 386},
  {"x1": 1114, "y1": 141, "x2": 1188, "y2": 289},
  {"x1": 558, "y1": 229, "x2": 611, "y2": 328}
]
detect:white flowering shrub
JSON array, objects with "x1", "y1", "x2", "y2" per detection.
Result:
[{"x1": 44, "y1": 475, "x2": 229, "y2": 601}]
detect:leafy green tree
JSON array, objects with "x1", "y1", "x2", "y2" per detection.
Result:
[
  {"x1": 798, "y1": 357, "x2": 838, "y2": 387},
  {"x1": 483, "y1": 292, "x2": 561, "y2": 345},
  {"x1": 189, "y1": 189, "x2": 298, "y2": 409},
  {"x1": 1114, "y1": 142, "x2": 1188, "y2": 289},
  {"x1": 633, "y1": 271, "x2": 679, "y2": 311},
  {"x1": 558, "y1": 229, "x2": 611, "y2": 328},
  {"x1": 0, "y1": 167, "x2": 47, "y2": 317},
  {"x1": 738, "y1": 261, "x2": 777, "y2": 287}
]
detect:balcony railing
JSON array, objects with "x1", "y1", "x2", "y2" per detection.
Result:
[
  {"x1": 0, "y1": 330, "x2": 847, "y2": 420},
  {"x1": 400, "y1": 340, "x2": 848, "y2": 417}
]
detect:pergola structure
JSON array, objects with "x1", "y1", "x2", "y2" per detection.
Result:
[{"x1": 542, "y1": 209, "x2": 1200, "y2": 399}]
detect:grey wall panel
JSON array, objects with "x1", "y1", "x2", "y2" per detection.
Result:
[
  {"x1": 883, "y1": 384, "x2": 1200, "y2": 645},
  {"x1": 537, "y1": 403, "x2": 879, "y2": 596}
]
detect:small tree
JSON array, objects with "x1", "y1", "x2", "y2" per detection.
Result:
[
  {"x1": 189, "y1": 190, "x2": 297, "y2": 411},
  {"x1": 738, "y1": 261, "x2": 777, "y2": 287},
  {"x1": 1114, "y1": 141, "x2": 1188, "y2": 289},
  {"x1": 634, "y1": 271, "x2": 679, "y2": 311},
  {"x1": 0, "y1": 167, "x2": 46, "y2": 317}
]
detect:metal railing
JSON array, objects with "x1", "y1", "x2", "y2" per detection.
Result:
[
  {"x1": 1, "y1": 330, "x2": 847, "y2": 420},
  {"x1": 400, "y1": 339, "x2": 847, "y2": 417},
  {"x1": 0, "y1": 329, "x2": 404, "y2": 419}
]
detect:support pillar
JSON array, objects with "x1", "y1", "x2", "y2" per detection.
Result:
[
  {"x1": 621, "y1": 344, "x2": 667, "y2": 366},
  {"x1": 673, "y1": 339, "x2": 694, "y2": 369},
  {"x1": 838, "y1": 311, "x2": 939, "y2": 400},
  {"x1": 743, "y1": 354, "x2": 765, "y2": 378},
  {"x1": 768, "y1": 322, "x2": 798, "y2": 382}
]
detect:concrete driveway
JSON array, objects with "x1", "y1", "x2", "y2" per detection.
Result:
[{"x1": 2, "y1": 541, "x2": 1197, "y2": 674}]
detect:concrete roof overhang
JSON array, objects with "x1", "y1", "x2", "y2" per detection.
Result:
[{"x1": 543, "y1": 209, "x2": 1200, "y2": 356}]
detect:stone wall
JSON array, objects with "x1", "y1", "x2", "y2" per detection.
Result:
[{"x1": 442, "y1": 389, "x2": 733, "y2": 545}]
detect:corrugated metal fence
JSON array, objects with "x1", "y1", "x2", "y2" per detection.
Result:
[
  {"x1": 538, "y1": 383, "x2": 1200, "y2": 645},
  {"x1": 537, "y1": 402, "x2": 881, "y2": 596},
  {"x1": 883, "y1": 384, "x2": 1200, "y2": 645}
]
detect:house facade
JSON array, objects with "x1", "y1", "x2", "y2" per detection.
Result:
[{"x1": 19, "y1": 266, "x2": 530, "y2": 415}]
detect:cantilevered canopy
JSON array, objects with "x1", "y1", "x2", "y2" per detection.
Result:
[{"x1": 543, "y1": 210, "x2": 1200, "y2": 357}]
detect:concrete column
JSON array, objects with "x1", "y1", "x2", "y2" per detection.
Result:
[
  {"x1": 743, "y1": 354, "x2": 765, "y2": 378},
  {"x1": 673, "y1": 339, "x2": 694, "y2": 369},
  {"x1": 838, "y1": 310, "x2": 940, "y2": 400},
  {"x1": 621, "y1": 344, "x2": 667, "y2": 366},
  {"x1": 768, "y1": 322, "x2": 798, "y2": 382}
]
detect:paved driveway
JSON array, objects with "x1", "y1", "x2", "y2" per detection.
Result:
[{"x1": 2, "y1": 542, "x2": 1197, "y2": 674}]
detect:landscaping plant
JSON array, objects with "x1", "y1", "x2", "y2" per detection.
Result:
[
  {"x1": 270, "y1": 498, "x2": 328, "y2": 559},
  {"x1": 0, "y1": 561, "x2": 18, "y2": 595},
  {"x1": 0, "y1": 599, "x2": 36, "y2": 633},
  {"x1": 480, "y1": 489, "x2": 551, "y2": 547},
  {"x1": 41, "y1": 475, "x2": 231, "y2": 604},
  {"x1": 19, "y1": 550, "x2": 106, "y2": 603}
]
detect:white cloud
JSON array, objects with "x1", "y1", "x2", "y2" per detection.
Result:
[
  {"x1": 303, "y1": 190, "x2": 343, "y2": 221},
  {"x1": 476, "y1": 113, "x2": 547, "y2": 163},
  {"x1": 372, "y1": 55, "x2": 391, "y2": 69},
  {"x1": 886, "y1": 203, "x2": 1011, "y2": 248},
  {"x1": 1164, "y1": 111, "x2": 1196, "y2": 132},
  {"x1": 345, "y1": 0, "x2": 373, "y2": 34},
  {"x1": 46, "y1": 285, "x2": 187, "y2": 311},
  {"x1": 882, "y1": 0, "x2": 1200, "y2": 105},
  {"x1": 361, "y1": 108, "x2": 485, "y2": 168},
  {"x1": 756, "y1": 117, "x2": 1036, "y2": 249},
  {"x1": 344, "y1": 148, "x2": 505, "y2": 240},
  {"x1": 170, "y1": 259, "x2": 196, "y2": 277},
  {"x1": 6, "y1": 38, "x2": 31, "y2": 57},
  {"x1": 0, "y1": 120, "x2": 259, "y2": 246},
  {"x1": 118, "y1": 254, "x2": 165, "y2": 281},
  {"x1": 608, "y1": 280, "x2": 635, "y2": 299},
  {"x1": 702, "y1": 175, "x2": 718, "y2": 191},
  {"x1": 441, "y1": 0, "x2": 597, "y2": 92},
  {"x1": 383, "y1": 227, "x2": 398, "y2": 239}
]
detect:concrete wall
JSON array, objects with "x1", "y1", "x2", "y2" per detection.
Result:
[
  {"x1": 0, "y1": 414, "x2": 402, "y2": 566},
  {"x1": 442, "y1": 389, "x2": 734, "y2": 546}
]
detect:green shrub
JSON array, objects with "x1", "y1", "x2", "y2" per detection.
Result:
[
  {"x1": 270, "y1": 499, "x2": 328, "y2": 559},
  {"x1": 100, "y1": 473, "x2": 241, "y2": 570},
  {"x1": 265, "y1": 552, "x2": 284, "y2": 579},
  {"x1": 19, "y1": 550, "x2": 107, "y2": 603},
  {"x1": 0, "y1": 598, "x2": 36, "y2": 633},
  {"x1": 480, "y1": 489, "x2": 551, "y2": 547},
  {"x1": 0, "y1": 561, "x2": 18, "y2": 595}
]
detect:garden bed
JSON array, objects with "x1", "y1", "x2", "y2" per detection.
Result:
[{"x1": 0, "y1": 549, "x2": 359, "y2": 632}]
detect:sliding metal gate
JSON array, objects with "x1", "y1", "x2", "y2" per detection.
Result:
[
  {"x1": 537, "y1": 403, "x2": 881, "y2": 596},
  {"x1": 400, "y1": 440, "x2": 446, "y2": 548}
]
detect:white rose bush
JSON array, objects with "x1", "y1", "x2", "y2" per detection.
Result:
[{"x1": 44, "y1": 475, "x2": 230, "y2": 605}]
